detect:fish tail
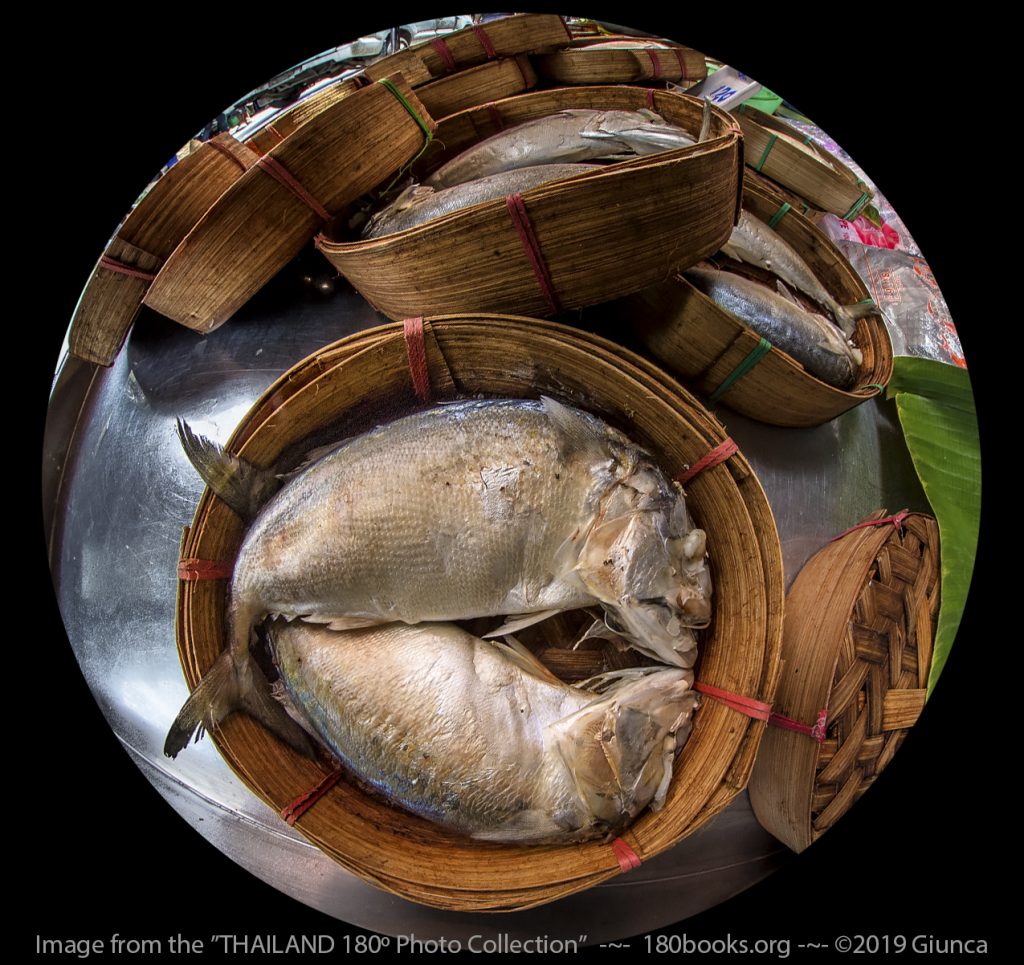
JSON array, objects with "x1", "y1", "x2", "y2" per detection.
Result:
[
  {"x1": 833, "y1": 299, "x2": 877, "y2": 337},
  {"x1": 176, "y1": 419, "x2": 279, "y2": 520},
  {"x1": 164, "y1": 650, "x2": 241, "y2": 758}
]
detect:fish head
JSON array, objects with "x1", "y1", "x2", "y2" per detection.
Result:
[{"x1": 574, "y1": 465, "x2": 711, "y2": 668}]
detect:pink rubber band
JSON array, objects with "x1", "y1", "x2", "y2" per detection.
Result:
[
  {"x1": 505, "y1": 193, "x2": 560, "y2": 315},
  {"x1": 256, "y1": 155, "x2": 331, "y2": 221},
  {"x1": 645, "y1": 87, "x2": 656, "y2": 109},
  {"x1": 485, "y1": 101, "x2": 505, "y2": 130},
  {"x1": 611, "y1": 837, "x2": 642, "y2": 871},
  {"x1": 830, "y1": 510, "x2": 910, "y2": 543},
  {"x1": 178, "y1": 558, "x2": 233, "y2": 581},
  {"x1": 674, "y1": 48, "x2": 689, "y2": 80},
  {"x1": 207, "y1": 136, "x2": 256, "y2": 171},
  {"x1": 674, "y1": 438, "x2": 738, "y2": 485},
  {"x1": 647, "y1": 50, "x2": 663, "y2": 80},
  {"x1": 472, "y1": 25, "x2": 497, "y2": 59},
  {"x1": 430, "y1": 38, "x2": 458, "y2": 73},
  {"x1": 280, "y1": 769, "x2": 344, "y2": 825},
  {"x1": 98, "y1": 255, "x2": 156, "y2": 282},
  {"x1": 768, "y1": 708, "x2": 828, "y2": 743},
  {"x1": 694, "y1": 681, "x2": 771, "y2": 720},
  {"x1": 403, "y1": 317, "x2": 432, "y2": 402}
]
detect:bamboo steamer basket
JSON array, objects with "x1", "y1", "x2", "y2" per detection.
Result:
[
  {"x1": 735, "y1": 106, "x2": 872, "y2": 219},
  {"x1": 246, "y1": 76, "x2": 366, "y2": 154},
  {"x1": 68, "y1": 133, "x2": 258, "y2": 365},
  {"x1": 613, "y1": 180, "x2": 892, "y2": 427},
  {"x1": 143, "y1": 74, "x2": 435, "y2": 334},
  {"x1": 175, "y1": 315, "x2": 783, "y2": 912},
  {"x1": 363, "y1": 13, "x2": 571, "y2": 88},
  {"x1": 533, "y1": 39, "x2": 706, "y2": 86},
  {"x1": 749, "y1": 510, "x2": 938, "y2": 853},
  {"x1": 316, "y1": 87, "x2": 742, "y2": 322},
  {"x1": 414, "y1": 56, "x2": 537, "y2": 119}
]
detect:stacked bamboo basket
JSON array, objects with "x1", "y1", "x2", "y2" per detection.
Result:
[
  {"x1": 610, "y1": 180, "x2": 893, "y2": 426},
  {"x1": 177, "y1": 316, "x2": 784, "y2": 911},
  {"x1": 533, "y1": 37, "x2": 706, "y2": 86},
  {"x1": 749, "y1": 511, "x2": 939, "y2": 852}
]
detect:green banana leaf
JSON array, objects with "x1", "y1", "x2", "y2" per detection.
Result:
[{"x1": 886, "y1": 357, "x2": 980, "y2": 696}]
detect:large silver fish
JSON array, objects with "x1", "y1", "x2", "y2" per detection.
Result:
[
  {"x1": 424, "y1": 109, "x2": 696, "y2": 190},
  {"x1": 684, "y1": 266, "x2": 863, "y2": 389},
  {"x1": 720, "y1": 211, "x2": 874, "y2": 336},
  {"x1": 362, "y1": 163, "x2": 600, "y2": 238},
  {"x1": 269, "y1": 619, "x2": 698, "y2": 843},
  {"x1": 166, "y1": 398, "x2": 711, "y2": 757}
]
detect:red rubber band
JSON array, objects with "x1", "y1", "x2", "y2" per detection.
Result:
[
  {"x1": 256, "y1": 155, "x2": 331, "y2": 221},
  {"x1": 472, "y1": 25, "x2": 497, "y2": 59},
  {"x1": 403, "y1": 317, "x2": 432, "y2": 402},
  {"x1": 485, "y1": 101, "x2": 505, "y2": 130},
  {"x1": 768, "y1": 708, "x2": 828, "y2": 743},
  {"x1": 207, "y1": 136, "x2": 256, "y2": 172},
  {"x1": 264, "y1": 125, "x2": 284, "y2": 145},
  {"x1": 611, "y1": 837, "x2": 642, "y2": 871},
  {"x1": 647, "y1": 50, "x2": 663, "y2": 80},
  {"x1": 694, "y1": 681, "x2": 771, "y2": 720},
  {"x1": 98, "y1": 255, "x2": 156, "y2": 282},
  {"x1": 674, "y1": 48, "x2": 688, "y2": 81},
  {"x1": 674, "y1": 438, "x2": 738, "y2": 485},
  {"x1": 177, "y1": 558, "x2": 233, "y2": 580},
  {"x1": 645, "y1": 87, "x2": 656, "y2": 109},
  {"x1": 830, "y1": 510, "x2": 910, "y2": 543},
  {"x1": 505, "y1": 193, "x2": 560, "y2": 315},
  {"x1": 430, "y1": 38, "x2": 458, "y2": 73},
  {"x1": 280, "y1": 769, "x2": 344, "y2": 825}
]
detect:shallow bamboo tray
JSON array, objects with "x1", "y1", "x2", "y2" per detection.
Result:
[
  {"x1": 614, "y1": 180, "x2": 892, "y2": 427},
  {"x1": 749, "y1": 510, "x2": 938, "y2": 853},
  {"x1": 317, "y1": 87, "x2": 741, "y2": 321},
  {"x1": 533, "y1": 39, "x2": 706, "y2": 86},
  {"x1": 363, "y1": 13, "x2": 570, "y2": 88},
  {"x1": 143, "y1": 74, "x2": 435, "y2": 334},
  {"x1": 247, "y1": 76, "x2": 366, "y2": 154},
  {"x1": 69, "y1": 133, "x2": 259, "y2": 365},
  {"x1": 176, "y1": 315, "x2": 783, "y2": 912},
  {"x1": 414, "y1": 56, "x2": 537, "y2": 120},
  {"x1": 735, "y1": 106, "x2": 872, "y2": 219}
]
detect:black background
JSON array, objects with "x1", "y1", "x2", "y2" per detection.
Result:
[{"x1": 32, "y1": 4, "x2": 1000, "y2": 957}]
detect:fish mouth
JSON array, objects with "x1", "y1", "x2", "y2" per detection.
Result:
[{"x1": 603, "y1": 599, "x2": 700, "y2": 669}]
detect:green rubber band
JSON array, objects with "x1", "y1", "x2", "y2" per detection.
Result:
[
  {"x1": 856, "y1": 383, "x2": 885, "y2": 393},
  {"x1": 754, "y1": 134, "x2": 778, "y2": 172},
  {"x1": 801, "y1": 204, "x2": 809, "y2": 214},
  {"x1": 802, "y1": 134, "x2": 814, "y2": 144},
  {"x1": 767, "y1": 202, "x2": 791, "y2": 229},
  {"x1": 709, "y1": 337, "x2": 773, "y2": 404},
  {"x1": 857, "y1": 298, "x2": 875, "y2": 306},
  {"x1": 842, "y1": 191, "x2": 871, "y2": 220},
  {"x1": 377, "y1": 78, "x2": 434, "y2": 142}
]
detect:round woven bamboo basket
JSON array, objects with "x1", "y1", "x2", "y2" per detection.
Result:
[
  {"x1": 68, "y1": 133, "x2": 259, "y2": 366},
  {"x1": 246, "y1": 76, "x2": 366, "y2": 155},
  {"x1": 414, "y1": 55, "x2": 537, "y2": 120},
  {"x1": 316, "y1": 87, "x2": 742, "y2": 322},
  {"x1": 363, "y1": 13, "x2": 571, "y2": 88},
  {"x1": 735, "y1": 106, "x2": 872, "y2": 219},
  {"x1": 748, "y1": 510, "x2": 938, "y2": 853},
  {"x1": 611, "y1": 180, "x2": 893, "y2": 427},
  {"x1": 175, "y1": 315, "x2": 783, "y2": 912},
  {"x1": 533, "y1": 39, "x2": 706, "y2": 86},
  {"x1": 143, "y1": 74, "x2": 436, "y2": 334}
]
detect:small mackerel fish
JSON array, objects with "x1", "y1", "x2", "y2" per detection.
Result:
[
  {"x1": 166, "y1": 397, "x2": 712, "y2": 783},
  {"x1": 269, "y1": 619, "x2": 697, "y2": 843}
]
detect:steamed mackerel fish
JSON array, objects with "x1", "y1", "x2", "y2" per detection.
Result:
[
  {"x1": 166, "y1": 398, "x2": 711, "y2": 757},
  {"x1": 270, "y1": 620, "x2": 697, "y2": 843},
  {"x1": 424, "y1": 109, "x2": 697, "y2": 190},
  {"x1": 685, "y1": 266, "x2": 862, "y2": 389},
  {"x1": 722, "y1": 211, "x2": 874, "y2": 336},
  {"x1": 363, "y1": 163, "x2": 600, "y2": 239}
]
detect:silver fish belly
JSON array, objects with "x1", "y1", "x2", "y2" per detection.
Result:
[
  {"x1": 685, "y1": 266, "x2": 862, "y2": 389},
  {"x1": 269, "y1": 620, "x2": 698, "y2": 843},
  {"x1": 362, "y1": 163, "x2": 600, "y2": 238},
  {"x1": 424, "y1": 109, "x2": 696, "y2": 189}
]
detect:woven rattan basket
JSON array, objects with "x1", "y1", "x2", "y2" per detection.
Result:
[
  {"x1": 736, "y1": 106, "x2": 872, "y2": 219},
  {"x1": 363, "y1": 13, "x2": 571, "y2": 87},
  {"x1": 414, "y1": 56, "x2": 537, "y2": 119},
  {"x1": 749, "y1": 510, "x2": 938, "y2": 853},
  {"x1": 69, "y1": 133, "x2": 258, "y2": 365},
  {"x1": 612, "y1": 180, "x2": 892, "y2": 427},
  {"x1": 533, "y1": 39, "x2": 706, "y2": 86},
  {"x1": 175, "y1": 315, "x2": 783, "y2": 911},
  {"x1": 142, "y1": 74, "x2": 435, "y2": 334},
  {"x1": 316, "y1": 87, "x2": 742, "y2": 321}
]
